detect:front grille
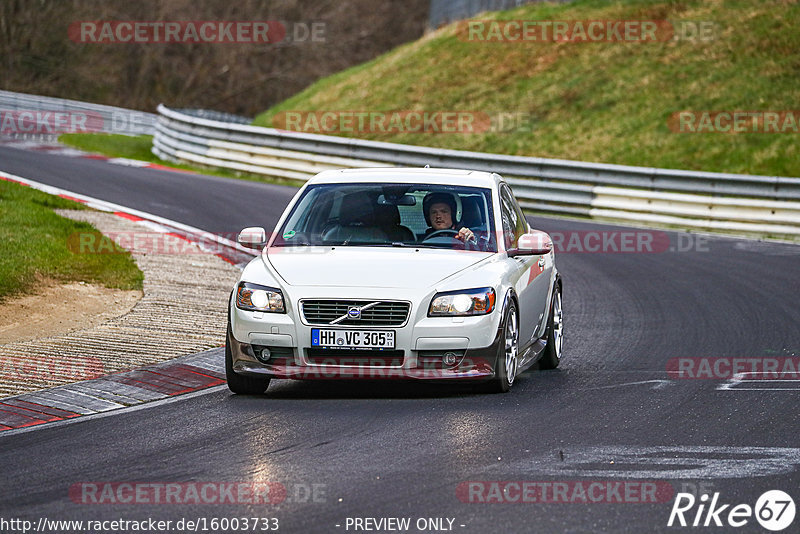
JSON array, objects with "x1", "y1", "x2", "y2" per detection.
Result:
[
  {"x1": 301, "y1": 300, "x2": 410, "y2": 326},
  {"x1": 306, "y1": 348, "x2": 404, "y2": 367}
]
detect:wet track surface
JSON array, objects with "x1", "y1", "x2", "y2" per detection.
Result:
[{"x1": 1, "y1": 145, "x2": 799, "y2": 533}]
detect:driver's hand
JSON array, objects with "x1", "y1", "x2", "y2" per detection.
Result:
[{"x1": 456, "y1": 227, "x2": 476, "y2": 243}]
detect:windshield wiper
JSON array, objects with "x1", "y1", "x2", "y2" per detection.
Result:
[
  {"x1": 370, "y1": 242, "x2": 422, "y2": 248},
  {"x1": 273, "y1": 242, "x2": 311, "y2": 247},
  {"x1": 411, "y1": 243, "x2": 451, "y2": 249}
]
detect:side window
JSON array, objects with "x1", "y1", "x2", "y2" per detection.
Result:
[
  {"x1": 499, "y1": 188, "x2": 516, "y2": 250},
  {"x1": 511, "y1": 189, "x2": 529, "y2": 235},
  {"x1": 499, "y1": 184, "x2": 526, "y2": 249}
]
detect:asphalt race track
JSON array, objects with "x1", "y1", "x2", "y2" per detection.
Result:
[{"x1": 1, "y1": 144, "x2": 799, "y2": 533}]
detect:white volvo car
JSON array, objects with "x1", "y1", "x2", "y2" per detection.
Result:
[{"x1": 227, "y1": 168, "x2": 562, "y2": 394}]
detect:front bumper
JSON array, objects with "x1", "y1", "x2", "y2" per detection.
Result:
[
  {"x1": 228, "y1": 278, "x2": 508, "y2": 382},
  {"x1": 228, "y1": 313, "x2": 503, "y2": 382}
]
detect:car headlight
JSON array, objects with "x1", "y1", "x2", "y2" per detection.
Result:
[
  {"x1": 428, "y1": 287, "x2": 496, "y2": 316},
  {"x1": 235, "y1": 282, "x2": 285, "y2": 313}
]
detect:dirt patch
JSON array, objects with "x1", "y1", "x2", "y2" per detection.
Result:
[{"x1": 0, "y1": 279, "x2": 142, "y2": 345}]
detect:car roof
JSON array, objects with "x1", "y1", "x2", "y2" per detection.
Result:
[{"x1": 307, "y1": 167, "x2": 502, "y2": 188}]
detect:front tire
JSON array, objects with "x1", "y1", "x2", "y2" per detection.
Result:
[
  {"x1": 539, "y1": 284, "x2": 563, "y2": 370},
  {"x1": 487, "y1": 301, "x2": 519, "y2": 393},
  {"x1": 225, "y1": 324, "x2": 271, "y2": 395}
]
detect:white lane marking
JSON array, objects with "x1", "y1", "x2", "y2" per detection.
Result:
[
  {"x1": 0, "y1": 385, "x2": 227, "y2": 438},
  {"x1": 0, "y1": 169, "x2": 255, "y2": 257},
  {"x1": 107, "y1": 157, "x2": 151, "y2": 167},
  {"x1": 507, "y1": 446, "x2": 800, "y2": 479},
  {"x1": 718, "y1": 371, "x2": 800, "y2": 391},
  {"x1": 588, "y1": 379, "x2": 674, "y2": 390}
]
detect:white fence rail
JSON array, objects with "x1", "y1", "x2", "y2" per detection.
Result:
[
  {"x1": 154, "y1": 104, "x2": 800, "y2": 237},
  {"x1": 0, "y1": 90, "x2": 156, "y2": 136}
]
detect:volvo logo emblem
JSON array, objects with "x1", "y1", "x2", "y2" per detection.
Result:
[{"x1": 329, "y1": 302, "x2": 379, "y2": 325}]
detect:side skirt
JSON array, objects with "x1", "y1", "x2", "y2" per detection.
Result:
[{"x1": 517, "y1": 337, "x2": 548, "y2": 374}]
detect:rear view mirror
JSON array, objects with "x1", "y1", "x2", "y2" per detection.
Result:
[
  {"x1": 507, "y1": 230, "x2": 553, "y2": 257},
  {"x1": 378, "y1": 194, "x2": 417, "y2": 206},
  {"x1": 238, "y1": 227, "x2": 267, "y2": 249}
]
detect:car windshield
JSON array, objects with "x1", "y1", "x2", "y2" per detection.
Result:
[{"x1": 272, "y1": 182, "x2": 497, "y2": 252}]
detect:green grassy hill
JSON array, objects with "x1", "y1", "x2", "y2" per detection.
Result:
[{"x1": 254, "y1": 0, "x2": 800, "y2": 177}]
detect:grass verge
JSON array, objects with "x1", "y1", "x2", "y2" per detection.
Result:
[{"x1": 0, "y1": 179, "x2": 143, "y2": 301}]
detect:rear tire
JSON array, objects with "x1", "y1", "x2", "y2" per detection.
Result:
[
  {"x1": 225, "y1": 324, "x2": 271, "y2": 395},
  {"x1": 539, "y1": 284, "x2": 563, "y2": 370},
  {"x1": 487, "y1": 301, "x2": 518, "y2": 393}
]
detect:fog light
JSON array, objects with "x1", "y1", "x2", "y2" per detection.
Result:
[
  {"x1": 260, "y1": 348, "x2": 271, "y2": 361},
  {"x1": 443, "y1": 352, "x2": 458, "y2": 366}
]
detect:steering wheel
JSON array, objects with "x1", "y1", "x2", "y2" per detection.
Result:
[{"x1": 422, "y1": 229, "x2": 460, "y2": 241}]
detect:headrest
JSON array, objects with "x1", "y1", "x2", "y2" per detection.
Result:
[
  {"x1": 460, "y1": 196, "x2": 483, "y2": 228},
  {"x1": 374, "y1": 204, "x2": 401, "y2": 226},
  {"x1": 340, "y1": 192, "x2": 375, "y2": 225}
]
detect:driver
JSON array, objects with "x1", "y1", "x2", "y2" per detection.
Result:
[{"x1": 422, "y1": 192, "x2": 475, "y2": 243}]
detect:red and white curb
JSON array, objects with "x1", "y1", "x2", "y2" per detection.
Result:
[
  {"x1": 0, "y1": 349, "x2": 225, "y2": 435},
  {"x1": 0, "y1": 137, "x2": 195, "y2": 173},
  {"x1": 0, "y1": 169, "x2": 254, "y2": 433},
  {"x1": 0, "y1": 169, "x2": 256, "y2": 266}
]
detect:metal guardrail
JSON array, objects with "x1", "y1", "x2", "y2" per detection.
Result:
[
  {"x1": 152, "y1": 104, "x2": 800, "y2": 237},
  {"x1": 0, "y1": 90, "x2": 156, "y2": 136},
  {"x1": 176, "y1": 108, "x2": 252, "y2": 125}
]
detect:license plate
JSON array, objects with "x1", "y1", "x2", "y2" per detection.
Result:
[{"x1": 311, "y1": 329, "x2": 395, "y2": 349}]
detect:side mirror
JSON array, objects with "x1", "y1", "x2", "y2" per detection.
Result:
[
  {"x1": 507, "y1": 230, "x2": 553, "y2": 257},
  {"x1": 238, "y1": 227, "x2": 267, "y2": 249}
]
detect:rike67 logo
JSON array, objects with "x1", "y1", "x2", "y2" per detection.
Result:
[{"x1": 668, "y1": 490, "x2": 795, "y2": 531}]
